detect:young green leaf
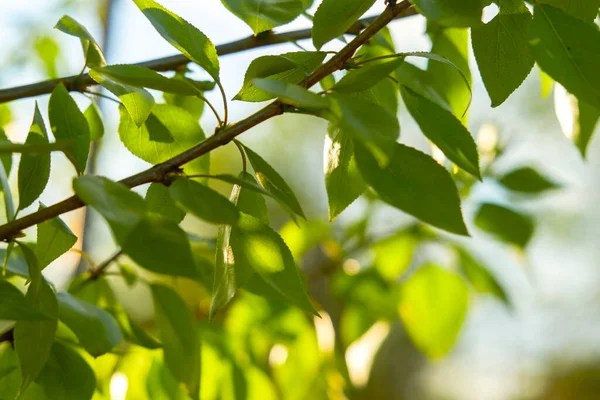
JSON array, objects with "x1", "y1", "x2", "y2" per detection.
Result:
[
  {"x1": 458, "y1": 248, "x2": 509, "y2": 305},
  {"x1": 151, "y1": 284, "x2": 201, "y2": 397},
  {"x1": 0, "y1": 280, "x2": 50, "y2": 320},
  {"x1": 332, "y1": 58, "x2": 405, "y2": 93},
  {"x1": 36, "y1": 204, "x2": 77, "y2": 268},
  {"x1": 235, "y1": 51, "x2": 326, "y2": 102},
  {"x1": 73, "y1": 176, "x2": 146, "y2": 238},
  {"x1": 120, "y1": 213, "x2": 199, "y2": 278},
  {"x1": 539, "y1": 0, "x2": 600, "y2": 22},
  {"x1": 209, "y1": 173, "x2": 260, "y2": 319},
  {"x1": 312, "y1": 0, "x2": 376, "y2": 49},
  {"x1": 119, "y1": 313, "x2": 162, "y2": 349},
  {"x1": 54, "y1": 15, "x2": 106, "y2": 68},
  {"x1": 372, "y1": 232, "x2": 417, "y2": 281},
  {"x1": 354, "y1": 142, "x2": 469, "y2": 236},
  {"x1": 395, "y1": 62, "x2": 449, "y2": 109},
  {"x1": 324, "y1": 123, "x2": 366, "y2": 221},
  {"x1": 56, "y1": 292, "x2": 122, "y2": 357},
  {"x1": 169, "y1": 178, "x2": 240, "y2": 225},
  {"x1": 242, "y1": 144, "x2": 305, "y2": 219},
  {"x1": 411, "y1": 0, "x2": 483, "y2": 26},
  {"x1": 428, "y1": 27, "x2": 472, "y2": 120},
  {"x1": 18, "y1": 102, "x2": 50, "y2": 210},
  {"x1": 472, "y1": 0, "x2": 534, "y2": 107},
  {"x1": 0, "y1": 152, "x2": 13, "y2": 223},
  {"x1": 0, "y1": 128, "x2": 13, "y2": 175},
  {"x1": 497, "y1": 167, "x2": 559, "y2": 193},
  {"x1": 328, "y1": 92, "x2": 399, "y2": 165},
  {"x1": 132, "y1": 0, "x2": 220, "y2": 80},
  {"x1": 398, "y1": 264, "x2": 469, "y2": 358},
  {"x1": 252, "y1": 78, "x2": 330, "y2": 109},
  {"x1": 529, "y1": 4, "x2": 600, "y2": 109},
  {"x1": 475, "y1": 203, "x2": 534, "y2": 248},
  {"x1": 222, "y1": 0, "x2": 309, "y2": 35},
  {"x1": 83, "y1": 103, "x2": 104, "y2": 141},
  {"x1": 574, "y1": 101, "x2": 600, "y2": 158},
  {"x1": 14, "y1": 244, "x2": 58, "y2": 392},
  {"x1": 48, "y1": 84, "x2": 91, "y2": 174},
  {"x1": 400, "y1": 86, "x2": 480, "y2": 179},
  {"x1": 236, "y1": 172, "x2": 270, "y2": 224},
  {"x1": 30, "y1": 342, "x2": 96, "y2": 400},
  {"x1": 118, "y1": 104, "x2": 209, "y2": 177},
  {"x1": 232, "y1": 213, "x2": 318, "y2": 315},
  {"x1": 146, "y1": 182, "x2": 186, "y2": 224},
  {"x1": 0, "y1": 343, "x2": 20, "y2": 400},
  {"x1": 91, "y1": 65, "x2": 200, "y2": 95},
  {"x1": 89, "y1": 70, "x2": 155, "y2": 127}
]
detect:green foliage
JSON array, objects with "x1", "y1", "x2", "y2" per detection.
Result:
[
  {"x1": 398, "y1": 264, "x2": 469, "y2": 358},
  {"x1": 54, "y1": 15, "x2": 106, "y2": 68},
  {"x1": 252, "y1": 78, "x2": 330, "y2": 109},
  {"x1": 411, "y1": 0, "x2": 483, "y2": 26},
  {"x1": 36, "y1": 205, "x2": 77, "y2": 268},
  {"x1": 83, "y1": 103, "x2": 104, "y2": 142},
  {"x1": 146, "y1": 182, "x2": 186, "y2": 223},
  {"x1": 332, "y1": 58, "x2": 405, "y2": 93},
  {"x1": 222, "y1": 0, "x2": 311, "y2": 35},
  {"x1": 312, "y1": 0, "x2": 376, "y2": 49},
  {"x1": 17, "y1": 103, "x2": 50, "y2": 211},
  {"x1": 48, "y1": 84, "x2": 90, "y2": 174},
  {"x1": 529, "y1": 4, "x2": 600, "y2": 109},
  {"x1": 497, "y1": 167, "x2": 559, "y2": 193},
  {"x1": 458, "y1": 248, "x2": 509, "y2": 305},
  {"x1": 475, "y1": 203, "x2": 534, "y2": 248},
  {"x1": 0, "y1": 280, "x2": 51, "y2": 320},
  {"x1": 471, "y1": 0, "x2": 534, "y2": 107},
  {"x1": 132, "y1": 0, "x2": 220, "y2": 80}
]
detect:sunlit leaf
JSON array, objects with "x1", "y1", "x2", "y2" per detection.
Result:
[
  {"x1": 539, "y1": 0, "x2": 600, "y2": 22},
  {"x1": 333, "y1": 58, "x2": 405, "y2": 93},
  {"x1": 252, "y1": 78, "x2": 330, "y2": 109},
  {"x1": 132, "y1": 0, "x2": 220, "y2": 80},
  {"x1": 54, "y1": 15, "x2": 106, "y2": 68},
  {"x1": 36, "y1": 204, "x2": 77, "y2": 268},
  {"x1": 83, "y1": 103, "x2": 104, "y2": 142},
  {"x1": 312, "y1": 0, "x2": 376, "y2": 49},
  {"x1": 222, "y1": 0, "x2": 309, "y2": 35},
  {"x1": 411, "y1": 0, "x2": 483, "y2": 26},
  {"x1": 146, "y1": 182, "x2": 186, "y2": 224},
  {"x1": 398, "y1": 264, "x2": 469, "y2": 358},
  {"x1": 169, "y1": 178, "x2": 239, "y2": 225}
]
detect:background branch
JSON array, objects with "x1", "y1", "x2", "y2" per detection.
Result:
[
  {"x1": 0, "y1": 7, "x2": 417, "y2": 104},
  {"x1": 0, "y1": 1, "x2": 415, "y2": 241}
]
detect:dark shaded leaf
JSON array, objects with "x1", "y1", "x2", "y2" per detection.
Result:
[
  {"x1": 475, "y1": 203, "x2": 534, "y2": 247},
  {"x1": 169, "y1": 178, "x2": 239, "y2": 225}
]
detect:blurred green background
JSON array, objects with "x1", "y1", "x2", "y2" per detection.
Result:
[{"x1": 2, "y1": 0, "x2": 600, "y2": 399}]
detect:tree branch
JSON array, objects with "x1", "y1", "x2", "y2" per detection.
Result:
[
  {"x1": 0, "y1": 1, "x2": 415, "y2": 241},
  {"x1": 0, "y1": 7, "x2": 417, "y2": 104}
]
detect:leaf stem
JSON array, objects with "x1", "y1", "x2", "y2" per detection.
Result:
[
  {"x1": 216, "y1": 80, "x2": 229, "y2": 128},
  {"x1": 233, "y1": 139, "x2": 247, "y2": 173},
  {"x1": 82, "y1": 89, "x2": 122, "y2": 105}
]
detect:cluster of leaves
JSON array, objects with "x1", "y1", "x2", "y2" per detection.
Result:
[{"x1": 0, "y1": 0, "x2": 598, "y2": 398}]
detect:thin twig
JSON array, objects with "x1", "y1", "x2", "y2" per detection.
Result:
[
  {"x1": 82, "y1": 89, "x2": 121, "y2": 105},
  {"x1": 89, "y1": 249, "x2": 123, "y2": 280},
  {"x1": 0, "y1": 2, "x2": 415, "y2": 241}
]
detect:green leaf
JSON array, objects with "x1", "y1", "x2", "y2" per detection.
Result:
[
  {"x1": 411, "y1": 0, "x2": 483, "y2": 26},
  {"x1": 354, "y1": 142, "x2": 469, "y2": 236},
  {"x1": 427, "y1": 27, "x2": 472, "y2": 120},
  {"x1": 529, "y1": 4, "x2": 600, "y2": 109},
  {"x1": 91, "y1": 64, "x2": 200, "y2": 95},
  {"x1": 0, "y1": 343, "x2": 20, "y2": 400},
  {"x1": 48, "y1": 84, "x2": 91, "y2": 174},
  {"x1": 372, "y1": 232, "x2": 417, "y2": 281},
  {"x1": 56, "y1": 292, "x2": 122, "y2": 357},
  {"x1": 83, "y1": 103, "x2": 104, "y2": 141},
  {"x1": 232, "y1": 213, "x2": 317, "y2": 315},
  {"x1": 574, "y1": 101, "x2": 600, "y2": 157},
  {"x1": 169, "y1": 178, "x2": 240, "y2": 225},
  {"x1": 472, "y1": 0, "x2": 534, "y2": 107},
  {"x1": 252, "y1": 78, "x2": 330, "y2": 109},
  {"x1": 18, "y1": 102, "x2": 50, "y2": 210},
  {"x1": 497, "y1": 167, "x2": 559, "y2": 193},
  {"x1": 395, "y1": 62, "x2": 449, "y2": 109},
  {"x1": 398, "y1": 264, "x2": 469, "y2": 358},
  {"x1": 0, "y1": 279, "x2": 50, "y2": 320},
  {"x1": 132, "y1": 0, "x2": 220, "y2": 80},
  {"x1": 73, "y1": 176, "x2": 145, "y2": 238},
  {"x1": 119, "y1": 313, "x2": 162, "y2": 349},
  {"x1": 236, "y1": 172, "x2": 270, "y2": 223},
  {"x1": 0, "y1": 128, "x2": 14, "y2": 175},
  {"x1": 30, "y1": 342, "x2": 96, "y2": 400},
  {"x1": 242, "y1": 144, "x2": 305, "y2": 219},
  {"x1": 235, "y1": 51, "x2": 326, "y2": 102},
  {"x1": 0, "y1": 141, "x2": 70, "y2": 155},
  {"x1": 89, "y1": 69, "x2": 155, "y2": 127},
  {"x1": 118, "y1": 104, "x2": 209, "y2": 177},
  {"x1": 324, "y1": 122, "x2": 366, "y2": 221},
  {"x1": 121, "y1": 213, "x2": 199, "y2": 278},
  {"x1": 475, "y1": 203, "x2": 534, "y2": 247},
  {"x1": 328, "y1": 92, "x2": 399, "y2": 165},
  {"x1": 332, "y1": 58, "x2": 405, "y2": 93},
  {"x1": 14, "y1": 243, "x2": 58, "y2": 392},
  {"x1": 312, "y1": 0, "x2": 376, "y2": 49},
  {"x1": 36, "y1": 205, "x2": 77, "y2": 268},
  {"x1": 151, "y1": 284, "x2": 201, "y2": 397},
  {"x1": 146, "y1": 355, "x2": 188, "y2": 400},
  {"x1": 222, "y1": 0, "x2": 308, "y2": 35},
  {"x1": 458, "y1": 248, "x2": 509, "y2": 305},
  {"x1": 146, "y1": 182, "x2": 186, "y2": 224},
  {"x1": 400, "y1": 86, "x2": 480, "y2": 178},
  {"x1": 54, "y1": 15, "x2": 106, "y2": 68},
  {"x1": 539, "y1": 0, "x2": 600, "y2": 22},
  {"x1": 0, "y1": 151, "x2": 14, "y2": 222}
]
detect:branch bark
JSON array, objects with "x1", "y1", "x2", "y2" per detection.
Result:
[
  {"x1": 0, "y1": 7, "x2": 417, "y2": 104},
  {"x1": 0, "y1": 1, "x2": 415, "y2": 241}
]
